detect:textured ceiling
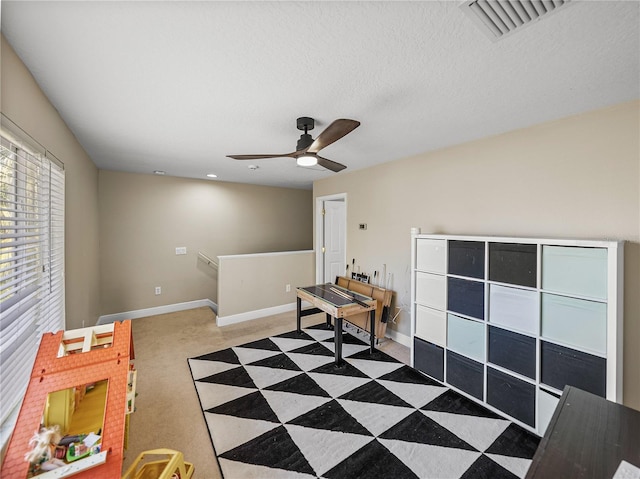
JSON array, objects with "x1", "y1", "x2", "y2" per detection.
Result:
[{"x1": 2, "y1": 1, "x2": 639, "y2": 190}]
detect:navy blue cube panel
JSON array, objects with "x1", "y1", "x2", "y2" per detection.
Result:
[
  {"x1": 414, "y1": 337, "x2": 444, "y2": 381},
  {"x1": 448, "y1": 240, "x2": 485, "y2": 279},
  {"x1": 488, "y1": 326, "x2": 536, "y2": 379},
  {"x1": 487, "y1": 367, "x2": 536, "y2": 427},
  {"x1": 447, "y1": 277, "x2": 484, "y2": 319},
  {"x1": 446, "y1": 350, "x2": 484, "y2": 400},
  {"x1": 489, "y1": 242, "x2": 537, "y2": 288},
  {"x1": 541, "y1": 341, "x2": 606, "y2": 397}
]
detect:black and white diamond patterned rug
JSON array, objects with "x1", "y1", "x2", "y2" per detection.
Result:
[{"x1": 188, "y1": 324, "x2": 540, "y2": 479}]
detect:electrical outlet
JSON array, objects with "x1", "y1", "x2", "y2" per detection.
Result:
[
  {"x1": 155, "y1": 286, "x2": 161, "y2": 295},
  {"x1": 285, "y1": 284, "x2": 291, "y2": 292}
]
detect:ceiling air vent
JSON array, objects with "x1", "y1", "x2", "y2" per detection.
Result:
[{"x1": 460, "y1": 0, "x2": 573, "y2": 42}]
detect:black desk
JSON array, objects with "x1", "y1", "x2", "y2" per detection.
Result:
[
  {"x1": 296, "y1": 284, "x2": 376, "y2": 365},
  {"x1": 526, "y1": 386, "x2": 640, "y2": 479}
]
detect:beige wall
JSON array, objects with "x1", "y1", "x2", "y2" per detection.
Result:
[
  {"x1": 1, "y1": 35, "x2": 100, "y2": 330},
  {"x1": 314, "y1": 101, "x2": 640, "y2": 409},
  {"x1": 217, "y1": 250, "x2": 315, "y2": 319},
  {"x1": 98, "y1": 171, "x2": 312, "y2": 315}
]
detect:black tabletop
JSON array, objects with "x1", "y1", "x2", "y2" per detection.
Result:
[
  {"x1": 298, "y1": 283, "x2": 372, "y2": 308},
  {"x1": 526, "y1": 386, "x2": 640, "y2": 478}
]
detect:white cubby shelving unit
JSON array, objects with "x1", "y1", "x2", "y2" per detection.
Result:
[{"x1": 410, "y1": 233, "x2": 624, "y2": 436}]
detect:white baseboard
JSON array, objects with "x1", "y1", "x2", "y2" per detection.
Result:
[
  {"x1": 97, "y1": 299, "x2": 218, "y2": 325},
  {"x1": 385, "y1": 328, "x2": 411, "y2": 348},
  {"x1": 96, "y1": 299, "x2": 411, "y2": 349},
  {"x1": 216, "y1": 302, "x2": 299, "y2": 327}
]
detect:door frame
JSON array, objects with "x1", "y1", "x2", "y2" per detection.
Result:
[{"x1": 315, "y1": 193, "x2": 347, "y2": 284}]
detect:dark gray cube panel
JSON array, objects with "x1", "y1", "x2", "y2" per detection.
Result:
[
  {"x1": 487, "y1": 367, "x2": 536, "y2": 427},
  {"x1": 489, "y1": 242, "x2": 537, "y2": 288},
  {"x1": 414, "y1": 337, "x2": 444, "y2": 381},
  {"x1": 488, "y1": 326, "x2": 536, "y2": 379},
  {"x1": 446, "y1": 350, "x2": 484, "y2": 400},
  {"x1": 447, "y1": 277, "x2": 484, "y2": 320},
  {"x1": 541, "y1": 341, "x2": 606, "y2": 397},
  {"x1": 448, "y1": 240, "x2": 485, "y2": 279}
]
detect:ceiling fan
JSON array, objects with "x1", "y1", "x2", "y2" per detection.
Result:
[{"x1": 227, "y1": 117, "x2": 360, "y2": 172}]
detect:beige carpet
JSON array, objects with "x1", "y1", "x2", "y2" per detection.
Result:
[{"x1": 121, "y1": 307, "x2": 410, "y2": 479}]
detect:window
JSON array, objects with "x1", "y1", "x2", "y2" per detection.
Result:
[{"x1": 0, "y1": 122, "x2": 65, "y2": 451}]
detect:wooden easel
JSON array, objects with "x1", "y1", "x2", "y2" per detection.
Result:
[{"x1": 334, "y1": 276, "x2": 393, "y2": 340}]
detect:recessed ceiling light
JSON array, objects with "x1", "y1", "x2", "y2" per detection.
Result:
[
  {"x1": 153, "y1": 170, "x2": 165, "y2": 175},
  {"x1": 206, "y1": 173, "x2": 218, "y2": 178}
]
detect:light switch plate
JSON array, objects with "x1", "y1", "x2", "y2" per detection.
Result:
[{"x1": 176, "y1": 247, "x2": 187, "y2": 255}]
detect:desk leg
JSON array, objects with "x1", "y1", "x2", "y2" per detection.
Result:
[
  {"x1": 335, "y1": 317, "x2": 343, "y2": 366},
  {"x1": 296, "y1": 297, "x2": 301, "y2": 333},
  {"x1": 369, "y1": 310, "x2": 376, "y2": 354},
  {"x1": 326, "y1": 313, "x2": 333, "y2": 330}
]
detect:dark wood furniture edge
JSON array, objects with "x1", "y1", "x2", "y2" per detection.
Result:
[{"x1": 525, "y1": 387, "x2": 570, "y2": 478}]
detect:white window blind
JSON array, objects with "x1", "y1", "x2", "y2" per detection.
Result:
[{"x1": 0, "y1": 127, "x2": 65, "y2": 444}]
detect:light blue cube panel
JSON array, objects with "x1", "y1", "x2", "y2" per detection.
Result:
[
  {"x1": 447, "y1": 313, "x2": 485, "y2": 362},
  {"x1": 541, "y1": 293, "x2": 607, "y2": 355},
  {"x1": 542, "y1": 245, "x2": 608, "y2": 300}
]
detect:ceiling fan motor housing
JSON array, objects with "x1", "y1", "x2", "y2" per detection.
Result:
[
  {"x1": 295, "y1": 117, "x2": 315, "y2": 152},
  {"x1": 297, "y1": 133, "x2": 314, "y2": 151}
]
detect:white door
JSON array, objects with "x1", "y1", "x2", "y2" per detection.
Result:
[{"x1": 322, "y1": 200, "x2": 346, "y2": 283}]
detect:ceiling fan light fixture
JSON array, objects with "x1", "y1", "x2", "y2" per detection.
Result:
[
  {"x1": 227, "y1": 117, "x2": 358, "y2": 173},
  {"x1": 297, "y1": 155, "x2": 317, "y2": 167}
]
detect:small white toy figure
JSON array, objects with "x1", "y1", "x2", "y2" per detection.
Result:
[{"x1": 24, "y1": 425, "x2": 66, "y2": 472}]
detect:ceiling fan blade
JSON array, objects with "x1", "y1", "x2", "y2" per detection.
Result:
[
  {"x1": 306, "y1": 119, "x2": 360, "y2": 154},
  {"x1": 316, "y1": 155, "x2": 347, "y2": 172},
  {"x1": 227, "y1": 152, "x2": 296, "y2": 160}
]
